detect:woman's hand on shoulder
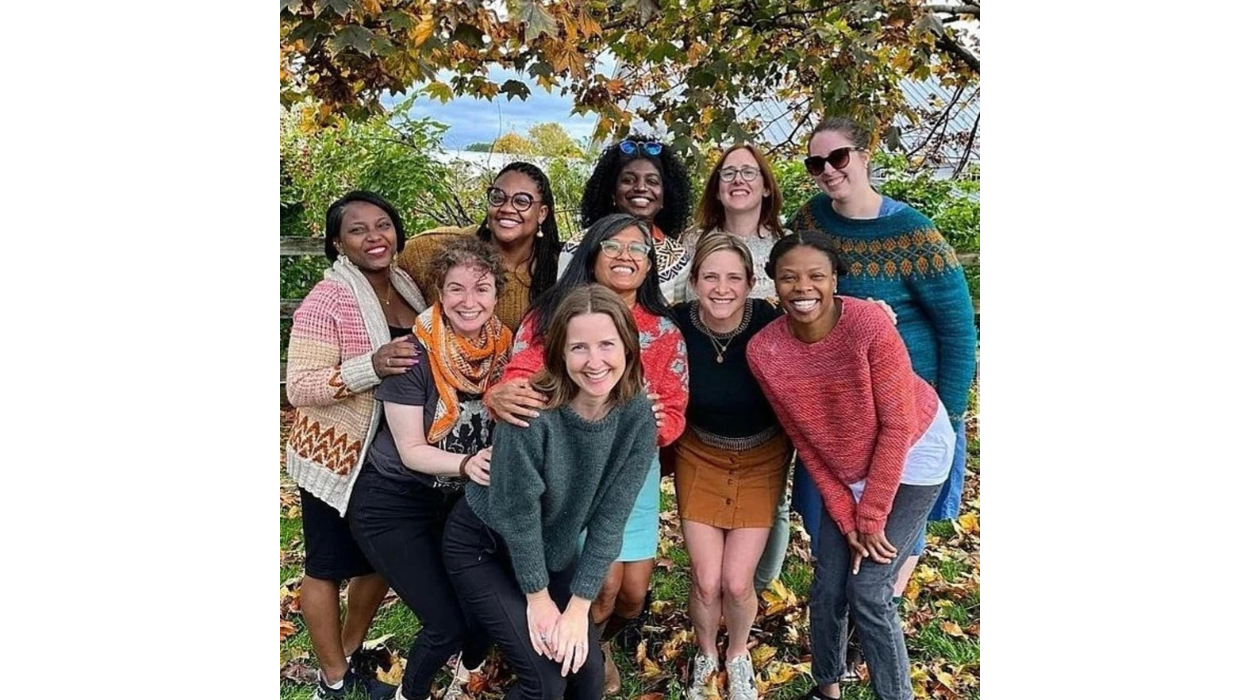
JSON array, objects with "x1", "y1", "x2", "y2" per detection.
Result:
[
  {"x1": 646, "y1": 390, "x2": 665, "y2": 429},
  {"x1": 868, "y1": 298, "x2": 898, "y2": 325},
  {"x1": 372, "y1": 336, "x2": 419, "y2": 378},
  {"x1": 486, "y1": 378, "x2": 547, "y2": 428}
]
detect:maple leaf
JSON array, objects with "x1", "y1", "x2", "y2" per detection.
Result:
[{"x1": 957, "y1": 511, "x2": 979, "y2": 534}]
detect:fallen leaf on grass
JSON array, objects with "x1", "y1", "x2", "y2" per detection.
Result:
[
  {"x1": 761, "y1": 579, "x2": 798, "y2": 616},
  {"x1": 280, "y1": 619, "x2": 298, "y2": 641},
  {"x1": 941, "y1": 621, "x2": 966, "y2": 637},
  {"x1": 636, "y1": 693, "x2": 665, "y2": 700},
  {"x1": 378, "y1": 650, "x2": 405, "y2": 685},
  {"x1": 750, "y1": 644, "x2": 777, "y2": 667},
  {"x1": 362, "y1": 633, "x2": 394, "y2": 650},
  {"x1": 281, "y1": 658, "x2": 319, "y2": 684},
  {"x1": 957, "y1": 512, "x2": 979, "y2": 534}
]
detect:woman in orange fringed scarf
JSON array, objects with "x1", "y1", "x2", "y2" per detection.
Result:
[{"x1": 346, "y1": 236, "x2": 513, "y2": 700}]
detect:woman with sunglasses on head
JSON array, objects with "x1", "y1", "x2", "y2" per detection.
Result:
[
  {"x1": 789, "y1": 117, "x2": 976, "y2": 671},
  {"x1": 748, "y1": 232, "x2": 956, "y2": 700},
  {"x1": 286, "y1": 191, "x2": 428, "y2": 700},
  {"x1": 559, "y1": 135, "x2": 694, "y2": 305},
  {"x1": 487, "y1": 213, "x2": 688, "y2": 695},
  {"x1": 442, "y1": 284, "x2": 659, "y2": 700},
  {"x1": 398, "y1": 161, "x2": 563, "y2": 333}
]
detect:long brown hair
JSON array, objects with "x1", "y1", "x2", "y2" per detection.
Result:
[
  {"x1": 696, "y1": 144, "x2": 785, "y2": 239},
  {"x1": 531, "y1": 284, "x2": 645, "y2": 409}
]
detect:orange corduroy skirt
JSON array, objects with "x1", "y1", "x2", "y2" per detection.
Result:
[{"x1": 674, "y1": 428, "x2": 791, "y2": 529}]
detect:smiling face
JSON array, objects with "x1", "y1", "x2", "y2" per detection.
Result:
[
  {"x1": 694, "y1": 249, "x2": 751, "y2": 325},
  {"x1": 335, "y1": 201, "x2": 397, "y2": 271},
  {"x1": 593, "y1": 225, "x2": 652, "y2": 300},
  {"x1": 439, "y1": 262, "x2": 498, "y2": 339},
  {"x1": 807, "y1": 129, "x2": 871, "y2": 203},
  {"x1": 564, "y1": 311, "x2": 627, "y2": 403},
  {"x1": 613, "y1": 159, "x2": 664, "y2": 223},
  {"x1": 774, "y1": 245, "x2": 838, "y2": 326},
  {"x1": 487, "y1": 170, "x2": 548, "y2": 247},
  {"x1": 717, "y1": 148, "x2": 766, "y2": 217}
]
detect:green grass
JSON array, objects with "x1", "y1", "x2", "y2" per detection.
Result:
[{"x1": 280, "y1": 401, "x2": 982, "y2": 700}]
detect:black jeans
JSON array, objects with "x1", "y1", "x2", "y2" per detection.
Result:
[
  {"x1": 442, "y1": 497, "x2": 604, "y2": 700},
  {"x1": 347, "y1": 465, "x2": 490, "y2": 699}
]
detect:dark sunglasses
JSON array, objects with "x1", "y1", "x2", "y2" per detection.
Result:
[
  {"x1": 619, "y1": 140, "x2": 663, "y2": 157},
  {"x1": 803, "y1": 147, "x2": 866, "y2": 176},
  {"x1": 486, "y1": 187, "x2": 537, "y2": 212}
]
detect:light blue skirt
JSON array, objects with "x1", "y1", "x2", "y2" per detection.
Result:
[{"x1": 577, "y1": 453, "x2": 661, "y2": 562}]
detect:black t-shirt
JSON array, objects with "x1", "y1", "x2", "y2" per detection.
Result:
[
  {"x1": 367, "y1": 335, "x2": 495, "y2": 489},
  {"x1": 388, "y1": 325, "x2": 412, "y2": 339},
  {"x1": 673, "y1": 299, "x2": 782, "y2": 438}
]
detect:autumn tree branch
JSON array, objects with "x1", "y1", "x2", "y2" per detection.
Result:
[{"x1": 925, "y1": 5, "x2": 980, "y2": 18}]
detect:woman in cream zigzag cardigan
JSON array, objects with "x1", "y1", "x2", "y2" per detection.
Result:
[{"x1": 285, "y1": 190, "x2": 427, "y2": 700}]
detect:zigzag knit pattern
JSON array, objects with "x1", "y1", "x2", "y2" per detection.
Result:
[{"x1": 285, "y1": 280, "x2": 380, "y2": 514}]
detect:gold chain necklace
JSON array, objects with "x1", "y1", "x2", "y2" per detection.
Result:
[
  {"x1": 376, "y1": 284, "x2": 393, "y2": 308},
  {"x1": 691, "y1": 301, "x2": 752, "y2": 364}
]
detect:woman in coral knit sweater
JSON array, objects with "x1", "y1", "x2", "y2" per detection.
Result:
[{"x1": 747, "y1": 232, "x2": 955, "y2": 700}]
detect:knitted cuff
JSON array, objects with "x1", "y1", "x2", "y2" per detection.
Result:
[
  {"x1": 341, "y1": 353, "x2": 381, "y2": 394},
  {"x1": 569, "y1": 570, "x2": 605, "y2": 602},
  {"x1": 516, "y1": 570, "x2": 550, "y2": 597},
  {"x1": 856, "y1": 513, "x2": 889, "y2": 535}
]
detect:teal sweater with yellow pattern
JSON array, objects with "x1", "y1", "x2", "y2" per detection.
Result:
[{"x1": 790, "y1": 195, "x2": 976, "y2": 422}]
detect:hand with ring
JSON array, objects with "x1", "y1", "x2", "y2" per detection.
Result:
[
  {"x1": 525, "y1": 591, "x2": 561, "y2": 658},
  {"x1": 371, "y1": 336, "x2": 419, "y2": 378}
]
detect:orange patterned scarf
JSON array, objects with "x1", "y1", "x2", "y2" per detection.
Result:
[{"x1": 411, "y1": 304, "x2": 513, "y2": 444}]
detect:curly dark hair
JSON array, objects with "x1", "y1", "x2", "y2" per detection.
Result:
[
  {"x1": 525, "y1": 213, "x2": 671, "y2": 335},
  {"x1": 425, "y1": 235, "x2": 508, "y2": 300},
  {"x1": 579, "y1": 133, "x2": 692, "y2": 239},
  {"x1": 474, "y1": 161, "x2": 562, "y2": 303}
]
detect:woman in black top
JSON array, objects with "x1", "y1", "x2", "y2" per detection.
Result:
[
  {"x1": 670, "y1": 233, "x2": 787, "y2": 700},
  {"x1": 346, "y1": 236, "x2": 513, "y2": 700}
]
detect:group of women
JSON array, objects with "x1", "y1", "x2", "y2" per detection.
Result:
[{"x1": 284, "y1": 117, "x2": 977, "y2": 700}]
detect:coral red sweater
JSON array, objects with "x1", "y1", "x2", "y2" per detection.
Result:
[
  {"x1": 497, "y1": 304, "x2": 689, "y2": 447},
  {"x1": 748, "y1": 297, "x2": 940, "y2": 534}
]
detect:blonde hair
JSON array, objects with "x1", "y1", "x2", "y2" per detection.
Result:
[
  {"x1": 531, "y1": 285, "x2": 645, "y2": 409},
  {"x1": 689, "y1": 232, "x2": 756, "y2": 288}
]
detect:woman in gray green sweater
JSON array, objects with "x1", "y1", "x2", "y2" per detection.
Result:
[{"x1": 442, "y1": 284, "x2": 658, "y2": 700}]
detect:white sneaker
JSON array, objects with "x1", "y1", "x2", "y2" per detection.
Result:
[
  {"x1": 727, "y1": 654, "x2": 759, "y2": 700},
  {"x1": 686, "y1": 654, "x2": 720, "y2": 700}
]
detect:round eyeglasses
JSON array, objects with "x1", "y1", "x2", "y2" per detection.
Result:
[
  {"x1": 599, "y1": 239, "x2": 651, "y2": 261},
  {"x1": 486, "y1": 187, "x2": 537, "y2": 212},
  {"x1": 719, "y1": 167, "x2": 761, "y2": 183}
]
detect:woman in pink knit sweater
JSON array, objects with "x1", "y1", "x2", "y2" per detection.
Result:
[{"x1": 746, "y1": 232, "x2": 955, "y2": 700}]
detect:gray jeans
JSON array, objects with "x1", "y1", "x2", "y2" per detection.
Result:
[
  {"x1": 754, "y1": 468, "x2": 792, "y2": 591},
  {"x1": 810, "y1": 482, "x2": 943, "y2": 700}
]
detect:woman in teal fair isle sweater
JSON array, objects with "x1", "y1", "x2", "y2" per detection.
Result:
[
  {"x1": 790, "y1": 117, "x2": 976, "y2": 600},
  {"x1": 442, "y1": 284, "x2": 657, "y2": 700}
]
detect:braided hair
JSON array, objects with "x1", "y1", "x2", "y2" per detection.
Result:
[{"x1": 475, "y1": 161, "x2": 562, "y2": 303}]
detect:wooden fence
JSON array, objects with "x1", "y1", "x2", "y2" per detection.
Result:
[{"x1": 281, "y1": 235, "x2": 979, "y2": 402}]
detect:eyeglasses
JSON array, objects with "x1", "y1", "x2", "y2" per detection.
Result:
[
  {"x1": 803, "y1": 147, "x2": 866, "y2": 176},
  {"x1": 619, "y1": 140, "x2": 663, "y2": 157},
  {"x1": 486, "y1": 187, "x2": 537, "y2": 212},
  {"x1": 719, "y1": 167, "x2": 761, "y2": 183},
  {"x1": 599, "y1": 239, "x2": 652, "y2": 261}
]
